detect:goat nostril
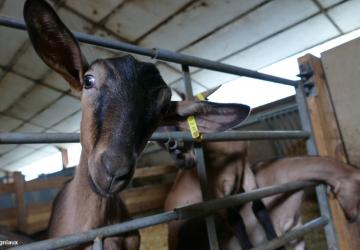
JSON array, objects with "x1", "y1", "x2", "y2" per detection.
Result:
[
  {"x1": 113, "y1": 170, "x2": 132, "y2": 182},
  {"x1": 113, "y1": 175, "x2": 123, "y2": 183}
]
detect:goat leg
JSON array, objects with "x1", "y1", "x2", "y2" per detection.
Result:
[
  {"x1": 226, "y1": 207, "x2": 253, "y2": 250},
  {"x1": 252, "y1": 199, "x2": 285, "y2": 250}
]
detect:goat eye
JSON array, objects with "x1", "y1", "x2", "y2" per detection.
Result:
[{"x1": 84, "y1": 75, "x2": 95, "y2": 89}]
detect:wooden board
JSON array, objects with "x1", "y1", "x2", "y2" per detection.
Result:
[{"x1": 321, "y1": 37, "x2": 360, "y2": 167}]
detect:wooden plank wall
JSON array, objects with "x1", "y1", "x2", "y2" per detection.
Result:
[{"x1": 0, "y1": 164, "x2": 176, "y2": 234}]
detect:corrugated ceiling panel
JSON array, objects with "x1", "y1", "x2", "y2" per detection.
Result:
[
  {"x1": 0, "y1": 145, "x2": 16, "y2": 155},
  {"x1": 0, "y1": 145, "x2": 35, "y2": 168},
  {"x1": 12, "y1": 47, "x2": 50, "y2": 80},
  {"x1": 43, "y1": 72, "x2": 70, "y2": 92},
  {"x1": 81, "y1": 44, "x2": 118, "y2": 64},
  {"x1": 192, "y1": 14, "x2": 339, "y2": 88},
  {"x1": 0, "y1": 0, "x2": 28, "y2": 66},
  {"x1": 15, "y1": 123, "x2": 44, "y2": 133},
  {"x1": 0, "y1": 72, "x2": 34, "y2": 112},
  {"x1": 140, "y1": 0, "x2": 265, "y2": 50},
  {"x1": 327, "y1": 0, "x2": 360, "y2": 33},
  {"x1": 30, "y1": 95, "x2": 80, "y2": 128},
  {"x1": 156, "y1": 63, "x2": 182, "y2": 84},
  {"x1": 182, "y1": 0, "x2": 319, "y2": 61},
  {"x1": 318, "y1": 0, "x2": 343, "y2": 8},
  {"x1": 170, "y1": 79, "x2": 206, "y2": 96},
  {"x1": 0, "y1": 28, "x2": 28, "y2": 67},
  {"x1": 51, "y1": 111, "x2": 81, "y2": 132},
  {"x1": 105, "y1": 0, "x2": 191, "y2": 41},
  {"x1": 190, "y1": 71, "x2": 235, "y2": 90},
  {"x1": 2, "y1": 149, "x2": 52, "y2": 171},
  {"x1": 57, "y1": 7, "x2": 93, "y2": 33},
  {"x1": 0, "y1": 0, "x2": 25, "y2": 17},
  {"x1": 41, "y1": 145, "x2": 59, "y2": 154},
  {"x1": 8, "y1": 85, "x2": 63, "y2": 120},
  {"x1": 224, "y1": 14, "x2": 339, "y2": 68},
  {"x1": 65, "y1": 0, "x2": 125, "y2": 22},
  {"x1": 0, "y1": 115, "x2": 23, "y2": 131}
]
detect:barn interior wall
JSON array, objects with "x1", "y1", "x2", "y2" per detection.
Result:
[{"x1": 321, "y1": 37, "x2": 360, "y2": 167}]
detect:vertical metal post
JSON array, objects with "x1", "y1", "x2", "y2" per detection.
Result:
[
  {"x1": 182, "y1": 65, "x2": 220, "y2": 250},
  {"x1": 295, "y1": 81, "x2": 339, "y2": 250},
  {"x1": 182, "y1": 65, "x2": 194, "y2": 100}
]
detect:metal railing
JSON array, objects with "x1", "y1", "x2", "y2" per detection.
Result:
[
  {"x1": 0, "y1": 14, "x2": 339, "y2": 250},
  {"x1": 11, "y1": 181, "x2": 318, "y2": 250}
]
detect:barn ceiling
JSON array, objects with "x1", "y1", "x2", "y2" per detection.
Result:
[{"x1": 0, "y1": 0, "x2": 359, "y2": 172}]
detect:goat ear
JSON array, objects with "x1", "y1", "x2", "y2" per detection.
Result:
[
  {"x1": 161, "y1": 101, "x2": 250, "y2": 133},
  {"x1": 23, "y1": 0, "x2": 87, "y2": 92}
]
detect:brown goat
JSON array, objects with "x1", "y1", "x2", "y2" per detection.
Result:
[
  {"x1": 23, "y1": 1, "x2": 250, "y2": 249},
  {"x1": 165, "y1": 155, "x2": 360, "y2": 249},
  {"x1": 162, "y1": 88, "x2": 280, "y2": 249},
  {"x1": 164, "y1": 88, "x2": 360, "y2": 249},
  {"x1": 164, "y1": 140, "x2": 259, "y2": 250}
]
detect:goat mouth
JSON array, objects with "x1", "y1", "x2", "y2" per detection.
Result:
[
  {"x1": 109, "y1": 178, "x2": 129, "y2": 194},
  {"x1": 87, "y1": 174, "x2": 112, "y2": 198},
  {"x1": 87, "y1": 173, "x2": 131, "y2": 197}
]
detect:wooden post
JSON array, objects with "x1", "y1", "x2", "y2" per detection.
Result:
[
  {"x1": 14, "y1": 171, "x2": 27, "y2": 232},
  {"x1": 298, "y1": 53, "x2": 360, "y2": 249},
  {"x1": 60, "y1": 148, "x2": 69, "y2": 169}
]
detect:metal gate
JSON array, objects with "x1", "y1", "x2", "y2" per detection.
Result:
[{"x1": 0, "y1": 15, "x2": 338, "y2": 250}]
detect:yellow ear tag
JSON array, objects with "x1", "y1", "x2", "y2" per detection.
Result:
[
  {"x1": 187, "y1": 115, "x2": 203, "y2": 141},
  {"x1": 187, "y1": 93, "x2": 205, "y2": 141}
]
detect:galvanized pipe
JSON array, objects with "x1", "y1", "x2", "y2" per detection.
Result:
[
  {"x1": 10, "y1": 180, "x2": 317, "y2": 250},
  {"x1": 177, "y1": 180, "x2": 316, "y2": 219},
  {"x1": 0, "y1": 131, "x2": 310, "y2": 144},
  {"x1": 0, "y1": 15, "x2": 298, "y2": 86},
  {"x1": 182, "y1": 64, "x2": 220, "y2": 250},
  {"x1": 10, "y1": 212, "x2": 178, "y2": 250},
  {"x1": 252, "y1": 216, "x2": 328, "y2": 250},
  {"x1": 194, "y1": 145, "x2": 220, "y2": 250}
]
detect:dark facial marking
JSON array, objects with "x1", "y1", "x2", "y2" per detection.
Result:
[
  {"x1": 93, "y1": 85, "x2": 107, "y2": 146},
  {"x1": 90, "y1": 60, "x2": 122, "y2": 146}
]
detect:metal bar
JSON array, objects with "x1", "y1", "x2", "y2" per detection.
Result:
[
  {"x1": 194, "y1": 146, "x2": 220, "y2": 250},
  {"x1": 10, "y1": 180, "x2": 317, "y2": 250},
  {"x1": 295, "y1": 82, "x2": 339, "y2": 250},
  {"x1": 0, "y1": 131, "x2": 310, "y2": 144},
  {"x1": 155, "y1": 48, "x2": 297, "y2": 86},
  {"x1": 182, "y1": 65, "x2": 194, "y2": 100},
  {"x1": 182, "y1": 64, "x2": 220, "y2": 250},
  {"x1": 11, "y1": 211, "x2": 178, "y2": 250},
  {"x1": 0, "y1": 15, "x2": 298, "y2": 86},
  {"x1": 178, "y1": 181, "x2": 316, "y2": 219},
  {"x1": 252, "y1": 216, "x2": 328, "y2": 250}
]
